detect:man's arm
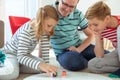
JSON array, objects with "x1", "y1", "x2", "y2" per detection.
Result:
[{"x1": 77, "y1": 27, "x2": 95, "y2": 52}]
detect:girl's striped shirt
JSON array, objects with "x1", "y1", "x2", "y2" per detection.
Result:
[{"x1": 3, "y1": 21, "x2": 49, "y2": 70}]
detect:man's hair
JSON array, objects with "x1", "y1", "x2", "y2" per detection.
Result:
[{"x1": 85, "y1": 1, "x2": 111, "y2": 20}]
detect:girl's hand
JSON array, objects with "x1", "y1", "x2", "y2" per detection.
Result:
[
  {"x1": 39, "y1": 63, "x2": 58, "y2": 76},
  {"x1": 67, "y1": 46, "x2": 79, "y2": 53}
]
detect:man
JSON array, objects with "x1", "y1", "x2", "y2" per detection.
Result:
[{"x1": 50, "y1": 0, "x2": 108, "y2": 71}]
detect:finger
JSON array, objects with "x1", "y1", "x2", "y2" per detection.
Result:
[
  {"x1": 52, "y1": 67, "x2": 59, "y2": 72},
  {"x1": 49, "y1": 69, "x2": 56, "y2": 75},
  {"x1": 46, "y1": 71, "x2": 51, "y2": 77},
  {"x1": 48, "y1": 67, "x2": 58, "y2": 75}
]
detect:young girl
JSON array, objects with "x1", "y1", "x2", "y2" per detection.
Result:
[
  {"x1": 85, "y1": 1, "x2": 120, "y2": 78},
  {"x1": 0, "y1": 5, "x2": 59, "y2": 80}
]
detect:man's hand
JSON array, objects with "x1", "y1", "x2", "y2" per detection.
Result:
[{"x1": 67, "y1": 46, "x2": 80, "y2": 53}]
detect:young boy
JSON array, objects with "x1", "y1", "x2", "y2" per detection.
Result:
[{"x1": 85, "y1": 1, "x2": 120, "y2": 78}]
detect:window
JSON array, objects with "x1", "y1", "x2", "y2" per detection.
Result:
[{"x1": 4, "y1": 0, "x2": 38, "y2": 42}]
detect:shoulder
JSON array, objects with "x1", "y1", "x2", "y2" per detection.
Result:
[
  {"x1": 21, "y1": 21, "x2": 34, "y2": 34},
  {"x1": 16, "y1": 21, "x2": 35, "y2": 37},
  {"x1": 74, "y1": 9, "x2": 82, "y2": 13},
  {"x1": 22, "y1": 21, "x2": 32, "y2": 31},
  {"x1": 72, "y1": 9, "x2": 86, "y2": 20},
  {"x1": 73, "y1": 9, "x2": 83, "y2": 15},
  {"x1": 113, "y1": 15, "x2": 120, "y2": 25}
]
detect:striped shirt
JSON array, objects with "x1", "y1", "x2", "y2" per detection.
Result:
[
  {"x1": 50, "y1": 1, "x2": 88, "y2": 56},
  {"x1": 40, "y1": 35, "x2": 49, "y2": 63},
  {"x1": 3, "y1": 21, "x2": 50, "y2": 70},
  {"x1": 101, "y1": 15, "x2": 120, "y2": 48}
]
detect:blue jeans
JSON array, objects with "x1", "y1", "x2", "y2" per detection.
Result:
[{"x1": 57, "y1": 44, "x2": 109, "y2": 71}]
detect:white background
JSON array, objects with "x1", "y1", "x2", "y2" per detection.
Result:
[{"x1": 0, "y1": 0, "x2": 120, "y2": 43}]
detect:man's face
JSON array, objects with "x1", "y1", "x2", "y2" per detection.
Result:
[{"x1": 58, "y1": 0, "x2": 78, "y2": 17}]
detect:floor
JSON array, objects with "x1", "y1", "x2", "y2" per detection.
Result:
[{"x1": 16, "y1": 49, "x2": 120, "y2": 80}]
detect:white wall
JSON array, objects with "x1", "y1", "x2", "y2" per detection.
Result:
[
  {"x1": 38, "y1": 0, "x2": 120, "y2": 15},
  {"x1": 77, "y1": 0, "x2": 101, "y2": 14},
  {"x1": 38, "y1": 0, "x2": 55, "y2": 7},
  {"x1": 0, "y1": 0, "x2": 5, "y2": 21},
  {"x1": 105, "y1": 0, "x2": 120, "y2": 15},
  {"x1": 77, "y1": 0, "x2": 120, "y2": 15},
  {"x1": 1, "y1": 0, "x2": 120, "y2": 43},
  {"x1": 4, "y1": 0, "x2": 38, "y2": 42},
  {"x1": 5, "y1": 0, "x2": 26, "y2": 41}
]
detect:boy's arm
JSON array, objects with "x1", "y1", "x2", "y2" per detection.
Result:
[{"x1": 94, "y1": 33, "x2": 104, "y2": 58}]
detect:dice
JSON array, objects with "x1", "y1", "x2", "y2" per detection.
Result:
[
  {"x1": 51, "y1": 72, "x2": 58, "y2": 77},
  {"x1": 50, "y1": 71, "x2": 66, "y2": 77},
  {"x1": 62, "y1": 71, "x2": 66, "y2": 77}
]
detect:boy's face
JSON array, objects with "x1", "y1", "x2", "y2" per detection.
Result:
[{"x1": 88, "y1": 18, "x2": 107, "y2": 33}]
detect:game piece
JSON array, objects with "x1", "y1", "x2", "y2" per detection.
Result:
[
  {"x1": 53, "y1": 73, "x2": 57, "y2": 77},
  {"x1": 108, "y1": 73, "x2": 120, "y2": 78},
  {"x1": 62, "y1": 71, "x2": 66, "y2": 77},
  {"x1": 50, "y1": 72, "x2": 57, "y2": 77},
  {"x1": 56, "y1": 72, "x2": 58, "y2": 76}
]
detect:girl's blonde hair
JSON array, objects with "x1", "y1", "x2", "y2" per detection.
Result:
[
  {"x1": 35, "y1": 5, "x2": 58, "y2": 41},
  {"x1": 85, "y1": 1, "x2": 111, "y2": 20}
]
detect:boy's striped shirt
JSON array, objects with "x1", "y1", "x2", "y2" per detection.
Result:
[{"x1": 101, "y1": 15, "x2": 120, "y2": 48}]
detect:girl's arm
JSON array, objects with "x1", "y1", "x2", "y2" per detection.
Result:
[
  {"x1": 17, "y1": 31, "x2": 42, "y2": 70},
  {"x1": 38, "y1": 35, "x2": 49, "y2": 63},
  {"x1": 17, "y1": 31, "x2": 58, "y2": 75}
]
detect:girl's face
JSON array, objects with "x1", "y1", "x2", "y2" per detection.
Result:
[
  {"x1": 88, "y1": 18, "x2": 108, "y2": 33},
  {"x1": 43, "y1": 18, "x2": 58, "y2": 35}
]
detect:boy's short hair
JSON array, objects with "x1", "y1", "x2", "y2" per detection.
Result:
[{"x1": 85, "y1": 1, "x2": 111, "y2": 20}]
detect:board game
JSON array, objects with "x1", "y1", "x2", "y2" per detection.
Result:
[{"x1": 24, "y1": 71, "x2": 112, "y2": 80}]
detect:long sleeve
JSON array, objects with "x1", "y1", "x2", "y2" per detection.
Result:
[
  {"x1": 3, "y1": 22, "x2": 44, "y2": 70},
  {"x1": 16, "y1": 30, "x2": 43, "y2": 70},
  {"x1": 39, "y1": 35, "x2": 50, "y2": 63}
]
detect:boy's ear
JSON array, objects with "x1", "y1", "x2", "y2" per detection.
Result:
[{"x1": 104, "y1": 15, "x2": 110, "y2": 22}]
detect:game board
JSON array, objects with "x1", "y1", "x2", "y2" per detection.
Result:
[{"x1": 24, "y1": 71, "x2": 112, "y2": 80}]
